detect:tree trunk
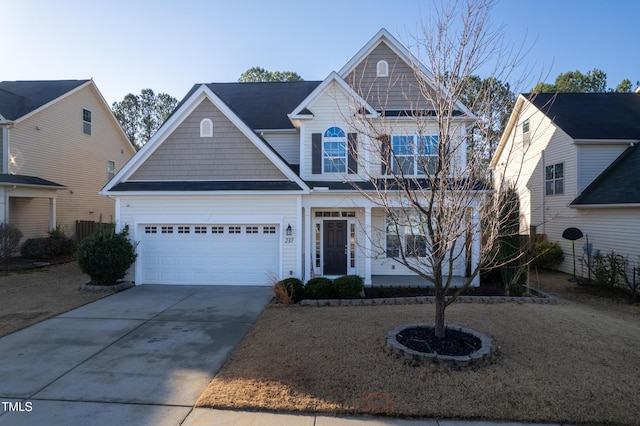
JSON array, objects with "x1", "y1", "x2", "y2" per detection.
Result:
[{"x1": 435, "y1": 300, "x2": 446, "y2": 337}]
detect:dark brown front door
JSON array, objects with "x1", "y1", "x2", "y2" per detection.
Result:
[{"x1": 323, "y1": 220, "x2": 347, "y2": 275}]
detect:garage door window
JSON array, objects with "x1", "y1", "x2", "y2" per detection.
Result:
[
  {"x1": 211, "y1": 226, "x2": 224, "y2": 234},
  {"x1": 145, "y1": 226, "x2": 157, "y2": 234},
  {"x1": 229, "y1": 226, "x2": 241, "y2": 234},
  {"x1": 178, "y1": 226, "x2": 190, "y2": 234},
  {"x1": 162, "y1": 226, "x2": 174, "y2": 234},
  {"x1": 263, "y1": 226, "x2": 276, "y2": 234},
  {"x1": 246, "y1": 226, "x2": 259, "y2": 234},
  {"x1": 195, "y1": 226, "x2": 207, "y2": 234}
]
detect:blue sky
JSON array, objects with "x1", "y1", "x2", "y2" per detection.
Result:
[{"x1": 2, "y1": 0, "x2": 638, "y2": 105}]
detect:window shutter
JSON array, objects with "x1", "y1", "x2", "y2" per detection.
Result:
[
  {"x1": 380, "y1": 135, "x2": 391, "y2": 175},
  {"x1": 347, "y1": 133, "x2": 358, "y2": 174},
  {"x1": 312, "y1": 133, "x2": 322, "y2": 174}
]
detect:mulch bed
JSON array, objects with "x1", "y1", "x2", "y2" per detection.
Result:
[
  {"x1": 364, "y1": 284, "x2": 506, "y2": 298},
  {"x1": 0, "y1": 256, "x2": 75, "y2": 272},
  {"x1": 395, "y1": 326, "x2": 481, "y2": 356}
]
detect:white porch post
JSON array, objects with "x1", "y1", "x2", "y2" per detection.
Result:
[
  {"x1": 471, "y1": 205, "x2": 481, "y2": 287},
  {"x1": 304, "y1": 207, "x2": 312, "y2": 282},
  {"x1": 48, "y1": 197, "x2": 56, "y2": 231},
  {"x1": 0, "y1": 189, "x2": 7, "y2": 224},
  {"x1": 364, "y1": 206, "x2": 372, "y2": 285}
]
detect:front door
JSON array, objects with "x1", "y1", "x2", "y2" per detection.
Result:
[{"x1": 323, "y1": 220, "x2": 347, "y2": 275}]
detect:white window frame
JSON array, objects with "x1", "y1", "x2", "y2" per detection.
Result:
[
  {"x1": 390, "y1": 134, "x2": 438, "y2": 176},
  {"x1": 376, "y1": 60, "x2": 389, "y2": 77},
  {"x1": 545, "y1": 162, "x2": 564, "y2": 195},
  {"x1": 386, "y1": 212, "x2": 428, "y2": 258},
  {"x1": 82, "y1": 108, "x2": 92, "y2": 135},
  {"x1": 107, "y1": 160, "x2": 115, "y2": 181},
  {"x1": 322, "y1": 127, "x2": 347, "y2": 173},
  {"x1": 200, "y1": 118, "x2": 213, "y2": 137}
]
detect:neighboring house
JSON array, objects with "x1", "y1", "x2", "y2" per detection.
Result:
[
  {"x1": 0, "y1": 80, "x2": 136, "y2": 243},
  {"x1": 491, "y1": 92, "x2": 640, "y2": 276},
  {"x1": 102, "y1": 29, "x2": 482, "y2": 287}
]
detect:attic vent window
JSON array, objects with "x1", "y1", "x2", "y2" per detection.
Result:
[
  {"x1": 200, "y1": 118, "x2": 213, "y2": 137},
  {"x1": 377, "y1": 60, "x2": 389, "y2": 77}
]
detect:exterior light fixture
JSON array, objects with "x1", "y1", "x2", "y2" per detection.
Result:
[{"x1": 286, "y1": 224, "x2": 292, "y2": 236}]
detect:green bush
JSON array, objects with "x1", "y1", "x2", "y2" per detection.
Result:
[
  {"x1": 334, "y1": 275, "x2": 364, "y2": 299},
  {"x1": 533, "y1": 241, "x2": 564, "y2": 270},
  {"x1": 0, "y1": 223, "x2": 23, "y2": 261},
  {"x1": 275, "y1": 277, "x2": 305, "y2": 303},
  {"x1": 77, "y1": 227, "x2": 137, "y2": 284},
  {"x1": 20, "y1": 233, "x2": 77, "y2": 261},
  {"x1": 304, "y1": 277, "x2": 335, "y2": 299}
]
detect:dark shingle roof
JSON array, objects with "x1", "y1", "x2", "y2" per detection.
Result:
[
  {"x1": 0, "y1": 80, "x2": 89, "y2": 120},
  {"x1": 109, "y1": 180, "x2": 302, "y2": 192},
  {"x1": 0, "y1": 174, "x2": 65, "y2": 188},
  {"x1": 176, "y1": 81, "x2": 321, "y2": 130},
  {"x1": 571, "y1": 143, "x2": 640, "y2": 206},
  {"x1": 527, "y1": 92, "x2": 640, "y2": 140}
]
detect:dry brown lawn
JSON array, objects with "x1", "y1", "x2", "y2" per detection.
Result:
[
  {"x1": 0, "y1": 261, "x2": 114, "y2": 337},
  {"x1": 197, "y1": 272, "x2": 640, "y2": 425}
]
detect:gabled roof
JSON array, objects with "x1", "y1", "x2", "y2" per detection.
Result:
[
  {"x1": 0, "y1": 80, "x2": 90, "y2": 121},
  {"x1": 103, "y1": 84, "x2": 309, "y2": 194},
  {"x1": 527, "y1": 92, "x2": 640, "y2": 140},
  {"x1": 289, "y1": 72, "x2": 378, "y2": 120},
  {"x1": 174, "y1": 81, "x2": 320, "y2": 130},
  {"x1": 570, "y1": 143, "x2": 640, "y2": 206}
]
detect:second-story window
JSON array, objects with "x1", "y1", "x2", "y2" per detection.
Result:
[
  {"x1": 377, "y1": 60, "x2": 389, "y2": 77},
  {"x1": 82, "y1": 108, "x2": 92, "y2": 135},
  {"x1": 323, "y1": 127, "x2": 347, "y2": 173},
  {"x1": 522, "y1": 118, "x2": 531, "y2": 147},
  {"x1": 545, "y1": 162, "x2": 564, "y2": 195},
  {"x1": 391, "y1": 134, "x2": 438, "y2": 175},
  {"x1": 107, "y1": 160, "x2": 115, "y2": 181},
  {"x1": 200, "y1": 118, "x2": 213, "y2": 137}
]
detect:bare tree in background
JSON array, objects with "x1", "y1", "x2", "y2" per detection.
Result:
[{"x1": 342, "y1": 0, "x2": 530, "y2": 337}]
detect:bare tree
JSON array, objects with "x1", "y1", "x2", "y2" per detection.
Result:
[{"x1": 341, "y1": 0, "x2": 530, "y2": 337}]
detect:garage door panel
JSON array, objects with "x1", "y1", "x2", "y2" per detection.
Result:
[{"x1": 139, "y1": 224, "x2": 280, "y2": 285}]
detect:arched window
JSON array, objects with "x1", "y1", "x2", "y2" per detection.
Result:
[
  {"x1": 377, "y1": 60, "x2": 389, "y2": 77},
  {"x1": 323, "y1": 127, "x2": 347, "y2": 173},
  {"x1": 200, "y1": 118, "x2": 213, "y2": 137}
]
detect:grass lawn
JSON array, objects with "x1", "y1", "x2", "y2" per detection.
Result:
[{"x1": 196, "y1": 273, "x2": 640, "y2": 425}]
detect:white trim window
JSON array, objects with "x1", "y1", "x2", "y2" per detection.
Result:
[
  {"x1": 323, "y1": 126, "x2": 347, "y2": 173},
  {"x1": 386, "y1": 212, "x2": 428, "y2": 258},
  {"x1": 107, "y1": 160, "x2": 115, "y2": 181},
  {"x1": 200, "y1": 118, "x2": 213, "y2": 137},
  {"x1": 545, "y1": 162, "x2": 564, "y2": 195},
  {"x1": 376, "y1": 60, "x2": 389, "y2": 77},
  {"x1": 82, "y1": 108, "x2": 92, "y2": 135},
  {"x1": 391, "y1": 134, "x2": 438, "y2": 175}
]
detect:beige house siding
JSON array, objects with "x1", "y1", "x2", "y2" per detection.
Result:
[
  {"x1": 576, "y1": 144, "x2": 627, "y2": 194},
  {"x1": 262, "y1": 131, "x2": 300, "y2": 165},
  {"x1": 9, "y1": 83, "x2": 134, "y2": 240},
  {"x1": 345, "y1": 41, "x2": 435, "y2": 111},
  {"x1": 10, "y1": 198, "x2": 50, "y2": 241},
  {"x1": 130, "y1": 99, "x2": 287, "y2": 181}
]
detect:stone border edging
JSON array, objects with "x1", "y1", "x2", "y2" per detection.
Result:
[
  {"x1": 81, "y1": 281, "x2": 135, "y2": 292},
  {"x1": 384, "y1": 323, "x2": 493, "y2": 367},
  {"x1": 298, "y1": 288, "x2": 556, "y2": 307}
]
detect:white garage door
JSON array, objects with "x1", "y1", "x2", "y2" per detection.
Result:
[{"x1": 139, "y1": 224, "x2": 279, "y2": 285}]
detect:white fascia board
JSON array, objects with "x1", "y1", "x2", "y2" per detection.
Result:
[
  {"x1": 490, "y1": 95, "x2": 527, "y2": 169},
  {"x1": 105, "y1": 190, "x2": 306, "y2": 197},
  {"x1": 570, "y1": 203, "x2": 640, "y2": 209},
  {"x1": 573, "y1": 139, "x2": 639, "y2": 145},
  {"x1": 290, "y1": 72, "x2": 378, "y2": 119}
]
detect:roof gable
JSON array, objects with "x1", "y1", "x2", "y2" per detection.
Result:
[
  {"x1": 104, "y1": 85, "x2": 308, "y2": 193},
  {"x1": 571, "y1": 143, "x2": 640, "y2": 206},
  {"x1": 0, "y1": 80, "x2": 90, "y2": 121}
]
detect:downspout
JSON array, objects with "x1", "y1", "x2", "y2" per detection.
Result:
[{"x1": 541, "y1": 149, "x2": 545, "y2": 235}]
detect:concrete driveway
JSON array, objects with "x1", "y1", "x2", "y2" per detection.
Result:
[{"x1": 0, "y1": 284, "x2": 272, "y2": 425}]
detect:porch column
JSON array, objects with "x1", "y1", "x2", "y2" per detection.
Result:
[
  {"x1": 364, "y1": 206, "x2": 372, "y2": 285},
  {"x1": 49, "y1": 197, "x2": 56, "y2": 231},
  {"x1": 471, "y1": 205, "x2": 480, "y2": 287},
  {"x1": 304, "y1": 207, "x2": 312, "y2": 282},
  {"x1": 0, "y1": 189, "x2": 7, "y2": 224}
]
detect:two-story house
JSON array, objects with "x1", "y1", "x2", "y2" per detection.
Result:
[
  {"x1": 491, "y1": 92, "x2": 640, "y2": 276},
  {"x1": 0, "y1": 80, "x2": 136, "y2": 244},
  {"x1": 102, "y1": 29, "x2": 482, "y2": 287}
]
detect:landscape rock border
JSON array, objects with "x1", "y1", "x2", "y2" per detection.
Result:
[
  {"x1": 81, "y1": 281, "x2": 134, "y2": 292},
  {"x1": 385, "y1": 323, "x2": 493, "y2": 367},
  {"x1": 299, "y1": 288, "x2": 556, "y2": 307}
]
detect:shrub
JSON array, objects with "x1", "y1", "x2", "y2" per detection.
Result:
[
  {"x1": 304, "y1": 277, "x2": 335, "y2": 299},
  {"x1": 0, "y1": 223, "x2": 23, "y2": 261},
  {"x1": 334, "y1": 275, "x2": 364, "y2": 299},
  {"x1": 533, "y1": 241, "x2": 564, "y2": 270},
  {"x1": 19, "y1": 230, "x2": 77, "y2": 261},
  {"x1": 274, "y1": 277, "x2": 304, "y2": 304},
  {"x1": 77, "y1": 227, "x2": 137, "y2": 284}
]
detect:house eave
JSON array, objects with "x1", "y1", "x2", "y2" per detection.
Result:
[{"x1": 570, "y1": 203, "x2": 640, "y2": 209}]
